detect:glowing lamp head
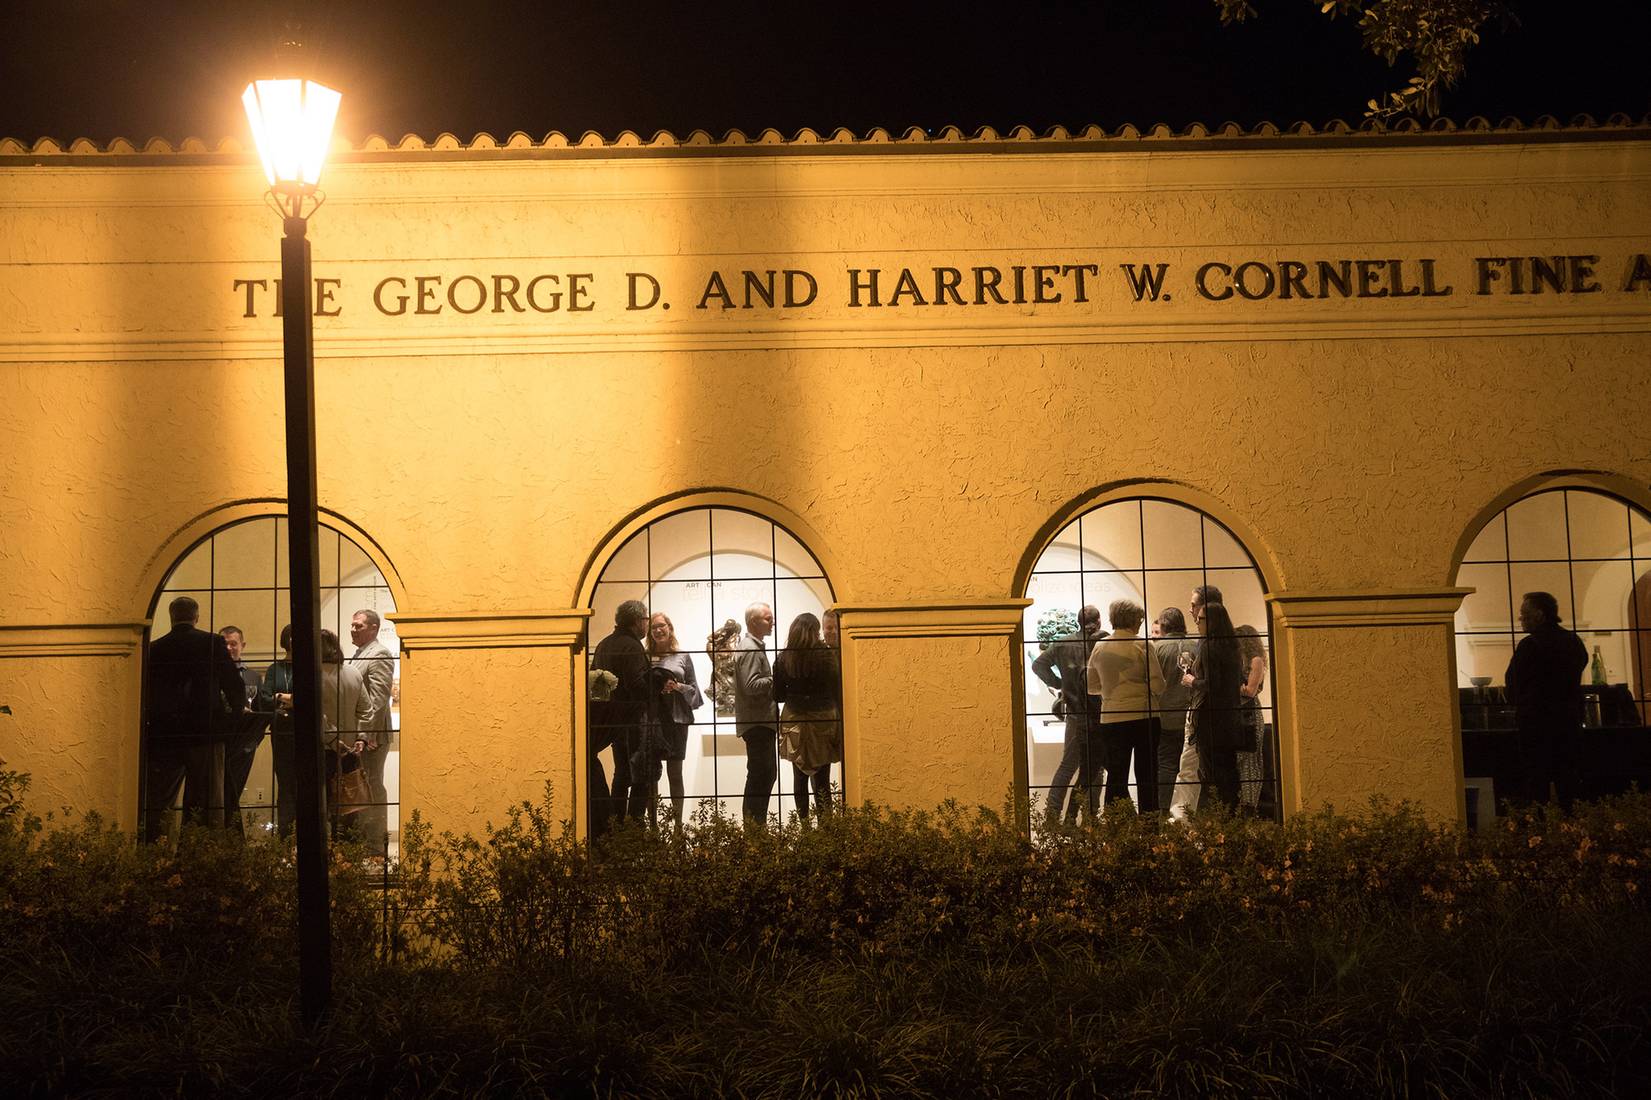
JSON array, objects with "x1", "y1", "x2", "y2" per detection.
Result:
[{"x1": 241, "y1": 78, "x2": 341, "y2": 193}]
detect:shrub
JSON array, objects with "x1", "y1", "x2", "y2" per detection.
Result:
[{"x1": 2, "y1": 773, "x2": 1649, "y2": 1096}]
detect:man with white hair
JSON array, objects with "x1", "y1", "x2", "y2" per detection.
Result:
[
  {"x1": 350, "y1": 608, "x2": 396, "y2": 848},
  {"x1": 735, "y1": 601, "x2": 778, "y2": 823}
]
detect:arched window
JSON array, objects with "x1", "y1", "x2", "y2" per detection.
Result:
[
  {"x1": 1454, "y1": 486, "x2": 1651, "y2": 811},
  {"x1": 1020, "y1": 497, "x2": 1277, "y2": 823},
  {"x1": 586, "y1": 507, "x2": 837, "y2": 829},
  {"x1": 140, "y1": 516, "x2": 401, "y2": 856}
]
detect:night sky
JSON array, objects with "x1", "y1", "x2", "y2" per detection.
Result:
[{"x1": 2, "y1": 0, "x2": 1648, "y2": 146}]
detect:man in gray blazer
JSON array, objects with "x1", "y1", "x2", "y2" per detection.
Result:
[
  {"x1": 349, "y1": 609, "x2": 396, "y2": 850},
  {"x1": 735, "y1": 601, "x2": 778, "y2": 823}
]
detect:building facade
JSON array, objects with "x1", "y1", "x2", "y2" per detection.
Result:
[{"x1": 3, "y1": 118, "x2": 1650, "y2": 840}]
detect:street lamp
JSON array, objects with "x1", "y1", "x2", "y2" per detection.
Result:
[{"x1": 242, "y1": 74, "x2": 341, "y2": 1028}]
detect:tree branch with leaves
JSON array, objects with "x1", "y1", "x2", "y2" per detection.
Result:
[{"x1": 1214, "y1": 0, "x2": 1518, "y2": 117}]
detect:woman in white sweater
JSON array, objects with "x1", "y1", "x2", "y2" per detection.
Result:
[{"x1": 1084, "y1": 599, "x2": 1166, "y2": 814}]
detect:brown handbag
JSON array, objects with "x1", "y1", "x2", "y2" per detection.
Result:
[{"x1": 329, "y1": 754, "x2": 372, "y2": 816}]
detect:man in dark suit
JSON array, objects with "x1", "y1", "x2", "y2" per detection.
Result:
[
  {"x1": 142, "y1": 596, "x2": 248, "y2": 841},
  {"x1": 1505, "y1": 590, "x2": 1589, "y2": 807},
  {"x1": 1031, "y1": 604, "x2": 1103, "y2": 826},
  {"x1": 589, "y1": 599, "x2": 652, "y2": 836}
]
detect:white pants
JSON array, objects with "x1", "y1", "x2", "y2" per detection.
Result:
[{"x1": 1169, "y1": 734, "x2": 1200, "y2": 820}]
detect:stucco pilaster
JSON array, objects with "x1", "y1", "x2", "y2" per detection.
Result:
[
  {"x1": 391, "y1": 609, "x2": 590, "y2": 836},
  {"x1": 835, "y1": 599, "x2": 1032, "y2": 817},
  {"x1": 0, "y1": 622, "x2": 148, "y2": 828},
  {"x1": 1267, "y1": 589, "x2": 1472, "y2": 822}
]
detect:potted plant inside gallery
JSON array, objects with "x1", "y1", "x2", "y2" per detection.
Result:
[{"x1": 1035, "y1": 608, "x2": 1078, "y2": 727}]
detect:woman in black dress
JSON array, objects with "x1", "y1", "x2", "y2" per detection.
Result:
[{"x1": 1183, "y1": 601, "x2": 1246, "y2": 810}]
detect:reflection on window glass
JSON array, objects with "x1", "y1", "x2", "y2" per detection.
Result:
[
  {"x1": 587, "y1": 508, "x2": 839, "y2": 834},
  {"x1": 1021, "y1": 499, "x2": 1277, "y2": 825},
  {"x1": 141, "y1": 517, "x2": 401, "y2": 865}
]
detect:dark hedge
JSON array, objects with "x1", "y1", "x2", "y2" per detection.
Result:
[{"x1": 2, "y1": 768, "x2": 1647, "y2": 1097}]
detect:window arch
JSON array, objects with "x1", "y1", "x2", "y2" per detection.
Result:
[
  {"x1": 585, "y1": 505, "x2": 838, "y2": 830},
  {"x1": 1454, "y1": 485, "x2": 1651, "y2": 809},
  {"x1": 1019, "y1": 496, "x2": 1278, "y2": 822},
  {"x1": 140, "y1": 515, "x2": 401, "y2": 854}
]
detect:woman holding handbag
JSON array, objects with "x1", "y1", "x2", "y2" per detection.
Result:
[
  {"x1": 270, "y1": 628, "x2": 371, "y2": 834},
  {"x1": 774, "y1": 612, "x2": 841, "y2": 820},
  {"x1": 322, "y1": 629, "x2": 374, "y2": 833}
]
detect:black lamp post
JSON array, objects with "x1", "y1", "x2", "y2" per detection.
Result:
[{"x1": 242, "y1": 75, "x2": 342, "y2": 1028}]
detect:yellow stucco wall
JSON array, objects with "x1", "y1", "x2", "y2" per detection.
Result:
[
  {"x1": 3, "y1": 129, "x2": 1650, "y2": 832},
  {"x1": 837, "y1": 602, "x2": 1030, "y2": 814},
  {"x1": 399, "y1": 645, "x2": 577, "y2": 836},
  {"x1": 1284, "y1": 623, "x2": 1464, "y2": 815},
  {"x1": 0, "y1": 626, "x2": 144, "y2": 818}
]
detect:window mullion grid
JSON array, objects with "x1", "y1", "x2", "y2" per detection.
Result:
[
  {"x1": 1197, "y1": 507, "x2": 1222, "y2": 808},
  {"x1": 707, "y1": 509, "x2": 720, "y2": 819},
  {"x1": 770, "y1": 519, "x2": 785, "y2": 826},
  {"x1": 1629, "y1": 503, "x2": 1648, "y2": 722},
  {"x1": 1563, "y1": 491, "x2": 1580, "y2": 640},
  {"x1": 645, "y1": 520, "x2": 654, "y2": 825},
  {"x1": 208, "y1": 533, "x2": 221, "y2": 820},
  {"x1": 1075, "y1": 513, "x2": 1090, "y2": 814},
  {"x1": 1502, "y1": 510, "x2": 1516, "y2": 688},
  {"x1": 265, "y1": 518, "x2": 278, "y2": 826},
  {"x1": 1140, "y1": 501, "x2": 1153, "y2": 741},
  {"x1": 333, "y1": 527, "x2": 343, "y2": 834}
]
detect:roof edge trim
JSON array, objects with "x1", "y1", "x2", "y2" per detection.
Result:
[{"x1": 4, "y1": 113, "x2": 1650, "y2": 159}]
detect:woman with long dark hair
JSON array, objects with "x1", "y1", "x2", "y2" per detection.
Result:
[
  {"x1": 1183, "y1": 602, "x2": 1245, "y2": 810},
  {"x1": 774, "y1": 612, "x2": 841, "y2": 819}
]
